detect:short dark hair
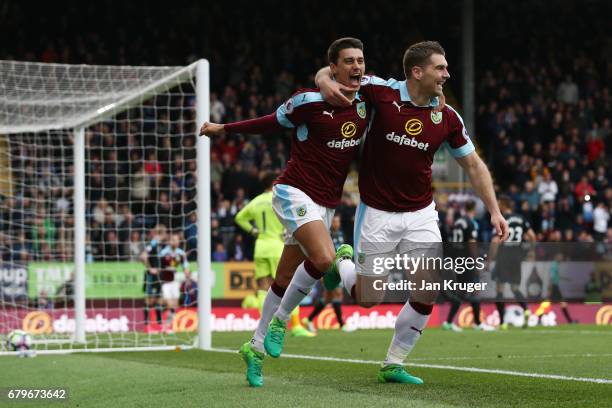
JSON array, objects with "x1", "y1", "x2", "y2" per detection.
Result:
[
  {"x1": 262, "y1": 172, "x2": 276, "y2": 190},
  {"x1": 498, "y1": 195, "x2": 514, "y2": 211},
  {"x1": 403, "y1": 41, "x2": 445, "y2": 79},
  {"x1": 465, "y1": 200, "x2": 476, "y2": 212},
  {"x1": 327, "y1": 37, "x2": 364, "y2": 64}
]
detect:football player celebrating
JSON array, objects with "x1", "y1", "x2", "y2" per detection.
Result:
[
  {"x1": 234, "y1": 173, "x2": 314, "y2": 337},
  {"x1": 271, "y1": 41, "x2": 508, "y2": 385},
  {"x1": 200, "y1": 38, "x2": 370, "y2": 387}
]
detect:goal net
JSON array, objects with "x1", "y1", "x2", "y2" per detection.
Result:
[{"x1": 0, "y1": 60, "x2": 211, "y2": 353}]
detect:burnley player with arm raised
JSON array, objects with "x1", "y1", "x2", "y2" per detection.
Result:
[
  {"x1": 200, "y1": 37, "x2": 369, "y2": 387},
  {"x1": 311, "y1": 41, "x2": 509, "y2": 385}
]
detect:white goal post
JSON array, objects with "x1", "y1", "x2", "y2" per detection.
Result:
[{"x1": 0, "y1": 59, "x2": 211, "y2": 353}]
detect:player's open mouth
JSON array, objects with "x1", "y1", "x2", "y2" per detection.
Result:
[{"x1": 349, "y1": 73, "x2": 362, "y2": 87}]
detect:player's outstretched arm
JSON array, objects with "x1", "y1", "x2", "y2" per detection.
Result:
[
  {"x1": 315, "y1": 67, "x2": 355, "y2": 107},
  {"x1": 199, "y1": 113, "x2": 283, "y2": 137},
  {"x1": 456, "y1": 152, "x2": 509, "y2": 241},
  {"x1": 199, "y1": 122, "x2": 226, "y2": 137}
]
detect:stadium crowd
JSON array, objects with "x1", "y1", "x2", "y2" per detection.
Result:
[{"x1": 0, "y1": 0, "x2": 610, "y2": 267}]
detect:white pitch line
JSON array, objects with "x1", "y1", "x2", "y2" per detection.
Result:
[
  {"x1": 406, "y1": 353, "x2": 612, "y2": 362},
  {"x1": 210, "y1": 348, "x2": 612, "y2": 385},
  {"x1": 507, "y1": 330, "x2": 612, "y2": 335}
]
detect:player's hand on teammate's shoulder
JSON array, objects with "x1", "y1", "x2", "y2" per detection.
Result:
[
  {"x1": 318, "y1": 76, "x2": 355, "y2": 108},
  {"x1": 199, "y1": 122, "x2": 226, "y2": 137},
  {"x1": 491, "y1": 212, "x2": 509, "y2": 242}
]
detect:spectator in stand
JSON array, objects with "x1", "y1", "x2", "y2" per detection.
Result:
[
  {"x1": 10, "y1": 231, "x2": 32, "y2": 263},
  {"x1": 593, "y1": 201, "x2": 610, "y2": 241},
  {"x1": 210, "y1": 92, "x2": 226, "y2": 123},
  {"x1": 184, "y1": 212, "x2": 198, "y2": 260},
  {"x1": 228, "y1": 234, "x2": 247, "y2": 261},
  {"x1": 143, "y1": 151, "x2": 162, "y2": 177},
  {"x1": 575, "y1": 176, "x2": 596, "y2": 200},
  {"x1": 126, "y1": 230, "x2": 144, "y2": 261},
  {"x1": 556, "y1": 75, "x2": 579, "y2": 105},
  {"x1": 538, "y1": 169, "x2": 559, "y2": 204},
  {"x1": 212, "y1": 242, "x2": 228, "y2": 262},
  {"x1": 586, "y1": 133, "x2": 605, "y2": 164},
  {"x1": 210, "y1": 151, "x2": 225, "y2": 184},
  {"x1": 521, "y1": 181, "x2": 540, "y2": 211}
]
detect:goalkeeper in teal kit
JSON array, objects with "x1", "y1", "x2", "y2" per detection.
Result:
[{"x1": 234, "y1": 173, "x2": 314, "y2": 338}]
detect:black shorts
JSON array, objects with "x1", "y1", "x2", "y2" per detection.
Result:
[
  {"x1": 550, "y1": 284, "x2": 563, "y2": 302},
  {"x1": 458, "y1": 268, "x2": 478, "y2": 283},
  {"x1": 144, "y1": 272, "x2": 161, "y2": 297},
  {"x1": 439, "y1": 268, "x2": 480, "y2": 302},
  {"x1": 492, "y1": 263, "x2": 521, "y2": 285}
]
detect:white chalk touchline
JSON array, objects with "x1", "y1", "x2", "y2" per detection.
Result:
[
  {"x1": 507, "y1": 329, "x2": 612, "y2": 335},
  {"x1": 404, "y1": 353, "x2": 612, "y2": 362},
  {"x1": 209, "y1": 348, "x2": 612, "y2": 385}
]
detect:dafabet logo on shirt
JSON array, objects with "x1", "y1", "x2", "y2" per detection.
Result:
[
  {"x1": 341, "y1": 121, "x2": 357, "y2": 138},
  {"x1": 327, "y1": 121, "x2": 362, "y2": 150},
  {"x1": 404, "y1": 119, "x2": 423, "y2": 136}
]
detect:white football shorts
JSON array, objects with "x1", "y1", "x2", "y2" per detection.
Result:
[
  {"x1": 353, "y1": 200, "x2": 442, "y2": 276},
  {"x1": 272, "y1": 184, "x2": 335, "y2": 246},
  {"x1": 162, "y1": 281, "x2": 180, "y2": 300}
]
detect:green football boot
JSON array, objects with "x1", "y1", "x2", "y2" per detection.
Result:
[
  {"x1": 323, "y1": 244, "x2": 354, "y2": 290},
  {"x1": 238, "y1": 342, "x2": 264, "y2": 387},
  {"x1": 378, "y1": 364, "x2": 424, "y2": 385},
  {"x1": 442, "y1": 322, "x2": 463, "y2": 332},
  {"x1": 264, "y1": 317, "x2": 287, "y2": 358},
  {"x1": 291, "y1": 325, "x2": 316, "y2": 337}
]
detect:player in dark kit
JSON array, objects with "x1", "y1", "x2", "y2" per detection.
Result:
[
  {"x1": 200, "y1": 38, "x2": 370, "y2": 387},
  {"x1": 489, "y1": 196, "x2": 536, "y2": 329},
  {"x1": 443, "y1": 200, "x2": 494, "y2": 332},
  {"x1": 312, "y1": 41, "x2": 508, "y2": 384},
  {"x1": 140, "y1": 224, "x2": 167, "y2": 333}
]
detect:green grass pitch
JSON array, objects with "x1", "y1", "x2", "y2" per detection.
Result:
[{"x1": 2, "y1": 325, "x2": 611, "y2": 407}]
